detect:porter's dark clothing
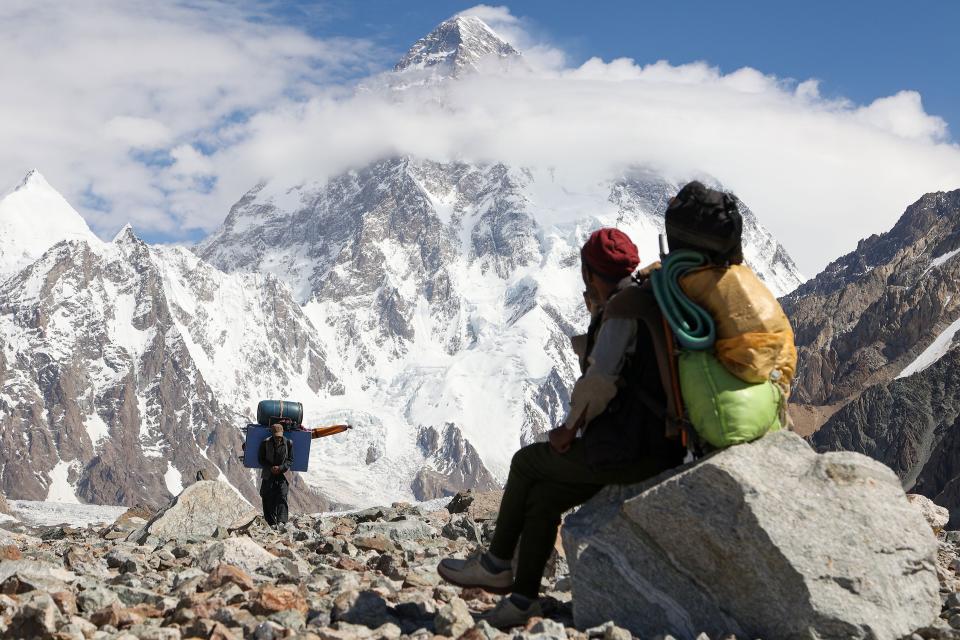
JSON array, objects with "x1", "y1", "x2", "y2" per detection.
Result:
[
  {"x1": 258, "y1": 436, "x2": 293, "y2": 526},
  {"x1": 489, "y1": 297, "x2": 685, "y2": 598}
]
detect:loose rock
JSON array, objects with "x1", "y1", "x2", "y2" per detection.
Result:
[{"x1": 435, "y1": 596, "x2": 474, "y2": 637}]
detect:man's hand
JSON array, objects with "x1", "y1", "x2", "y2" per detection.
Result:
[
  {"x1": 271, "y1": 465, "x2": 280, "y2": 475},
  {"x1": 548, "y1": 426, "x2": 577, "y2": 454}
]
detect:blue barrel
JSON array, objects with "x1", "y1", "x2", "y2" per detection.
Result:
[{"x1": 256, "y1": 400, "x2": 303, "y2": 427}]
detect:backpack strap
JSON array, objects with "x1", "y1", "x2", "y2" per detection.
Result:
[{"x1": 604, "y1": 283, "x2": 686, "y2": 439}]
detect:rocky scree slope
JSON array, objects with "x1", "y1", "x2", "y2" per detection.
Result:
[
  {"x1": 197, "y1": 15, "x2": 803, "y2": 506},
  {"x1": 0, "y1": 457, "x2": 958, "y2": 640},
  {"x1": 782, "y1": 190, "x2": 960, "y2": 523}
]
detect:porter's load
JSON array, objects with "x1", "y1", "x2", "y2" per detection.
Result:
[
  {"x1": 256, "y1": 400, "x2": 303, "y2": 427},
  {"x1": 243, "y1": 399, "x2": 352, "y2": 473}
]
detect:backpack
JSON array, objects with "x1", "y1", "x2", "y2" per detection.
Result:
[
  {"x1": 600, "y1": 182, "x2": 792, "y2": 451},
  {"x1": 679, "y1": 263, "x2": 797, "y2": 395},
  {"x1": 604, "y1": 268, "x2": 785, "y2": 452}
]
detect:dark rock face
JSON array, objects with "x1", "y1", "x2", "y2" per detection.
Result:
[
  {"x1": 788, "y1": 189, "x2": 960, "y2": 524},
  {"x1": 411, "y1": 424, "x2": 499, "y2": 501},
  {"x1": 812, "y1": 348, "x2": 960, "y2": 524},
  {"x1": 783, "y1": 190, "x2": 960, "y2": 407}
]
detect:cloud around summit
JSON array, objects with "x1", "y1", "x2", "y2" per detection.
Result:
[{"x1": 1, "y1": 1, "x2": 959, "y2": 274}]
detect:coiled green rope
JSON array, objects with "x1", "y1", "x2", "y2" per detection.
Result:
[{"x1": 650, "y1": 249, "x2": 716, "y2": 351}]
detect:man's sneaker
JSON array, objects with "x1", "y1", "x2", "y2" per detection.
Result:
[
  {"x1": 437, "y1": 553, "x2": 513, "y2": 593},
  {"x1": 481, "y1": 595, "x2": 543, "y2": 629}
]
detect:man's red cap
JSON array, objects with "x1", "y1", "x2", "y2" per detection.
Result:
[{"x1": 580, "y1": 228, "x2": 640, "y2": 280}]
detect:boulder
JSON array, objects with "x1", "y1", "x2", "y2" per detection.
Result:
[
  {"x1": 197, "y1": 538, "x2": 279, "y2": 575},
  {"x1": 248, "y1": 585, "x2": 308, "y2": 616},
  {"x1": 204, "y1": 564, "x2": 255, "y2": 592},
  {"x1": 9, "y1": 591, "x2": 63, "y2": 639},
  {"x1": 908, "y1": 494, "x2": 950, "y2": 533},
  {"x1": 434, "y1": 597, "x2": 474, "y2": 637},
  {"x1": 127, "y1": 481, "x2": 258, "y2": 543},
  {"x1": 563, "y1": 431, "x2": 941, "y2": 640},
  {"x1": 354, "y1": 518, "x2": 436, "y2": 543},
  {"x1": 0, "y1": 560, "x2": 76, "y2": 594},
  {"x1": 445, "y1": 490, "x2": 503, "y2": 522}
]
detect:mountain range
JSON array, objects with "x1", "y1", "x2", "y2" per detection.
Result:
[{"x1": 16, "y1": 14, "x2": 945, "y2": 515}]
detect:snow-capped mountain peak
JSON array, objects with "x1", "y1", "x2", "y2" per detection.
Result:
[
  {"x1": 394, "y1": 15, "x2": 520, "y2": 76},
  {"x1": 0, "y1": 170, "x2": 98, "y2": 279},
  {"x1": 8, "y1": 168, "x2": 49, "y2": 194}
]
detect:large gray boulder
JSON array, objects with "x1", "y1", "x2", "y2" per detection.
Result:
[
  {"x1": 127, "y1": 480, "x2": 258, "y2": 543},
  {"x1": 562, "y1": 431, "x2": 940, "y2": 640}
]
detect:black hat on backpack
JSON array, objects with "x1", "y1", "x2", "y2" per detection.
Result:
[{"x1": 665, "y1": 181, "x2": 744, "y2": 265}]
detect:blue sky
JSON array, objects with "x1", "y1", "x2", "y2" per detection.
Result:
[{"x1": 293, "y1": 1, "x2": 959, "y2": 138}]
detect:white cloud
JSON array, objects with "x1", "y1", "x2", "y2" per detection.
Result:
[
  {"x1": 854, "y1": 91, "x2": 949, "y2": 142},
  {"x1": 196, "y1": 49, "x2": 960, "y2": 273},
  {"x1": 103, "y1": 117, "x2": 173, "y2": 149},
  {"x1": 0, "y1": 0, "x2": 380, "y2": 235},
  {"x1": 1, "y1": 2, "x2": 958, "y2": 275}
]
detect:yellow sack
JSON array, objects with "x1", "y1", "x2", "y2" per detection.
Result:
[{"x1": 679, "y1": 264, "x2": 797, "y2": 394}]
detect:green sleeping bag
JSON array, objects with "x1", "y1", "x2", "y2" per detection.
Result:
[{"x1": 678, "y1": 350, "x2": 782, "y2": 449}]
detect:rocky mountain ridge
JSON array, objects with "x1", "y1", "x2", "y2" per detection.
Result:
[
  {"x1": 784, "y1": 189, "x2": 960, "y2": 409},
  {"x1": 0, "y1": 180, "x2": 332, "y2": 512},
  {"x1": 394, "y1": 15, "x2": 520, "y2": 76},
  {"x1": 782, "y1": 189, "x2": 960, "y2": 523}
]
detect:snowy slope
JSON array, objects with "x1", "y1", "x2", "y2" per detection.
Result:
[
  {"x1": 896, "y1": 312, "x2": 960, "y2": 379},
  {"x1": 8, "y1": 500, "x2": 127, "y2": 528},
  {"x1": 201, "y1": 161, "x2": 802, "y2": 504},
  {"x1": 394, "y1": 15, "x2": 520, "y2": 77}
]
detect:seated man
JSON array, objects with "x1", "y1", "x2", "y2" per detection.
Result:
[{"x1": 438, "y1": 228, "x2": 686, "y2": 628}]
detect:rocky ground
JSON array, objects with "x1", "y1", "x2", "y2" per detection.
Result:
[{"x1": 1, "y1": 486, "x2": 960, "y2": 640}]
